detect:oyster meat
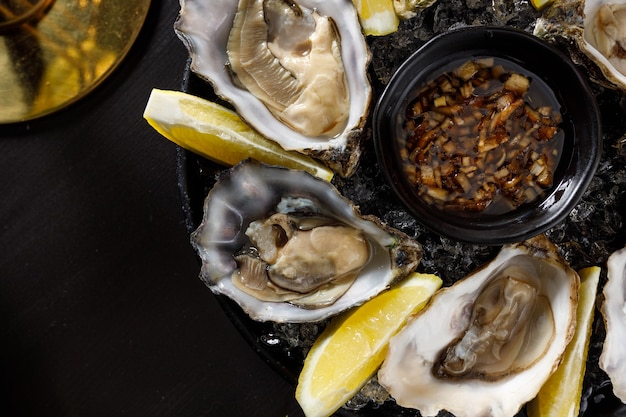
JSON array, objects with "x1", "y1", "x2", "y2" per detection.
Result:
[
  {"x1": 190, "y1": 161, "x2": 423, "y2": 323},
  {"x1": 227, "y1": 0, "x2": 349, "y2": 138},
  {"x1": 175, "y1": 0, "x2": 372, "y2": 177},
  {"x1": 233, "y1": 213, "x2": 370, "y2": 307},
  {"x1": 378, "y1": 235, "x2": 580, "y2": 417},
  {"x1": 599, "y1": 246, "x2": 626, "y2": 403}
]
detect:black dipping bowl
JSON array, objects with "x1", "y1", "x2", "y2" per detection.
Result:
[{"x1": 373, "y1": 26, "x2": 601, "y2": 245}]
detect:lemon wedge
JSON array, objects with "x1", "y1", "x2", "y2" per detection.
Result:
[
  {"x1": 143, "y1": 89, "x2": 333, "y2": 181},
  {"x1": 530, "y1": 0, "x2": 555, "y2": 10},
  {"x1": 527, "y1": 266, "x2": 600, "y2": 417},
  {"x1": 296, "y1": 272, "x2": 442, "y2": 417},
  {"x1": 352, "y1": 0, "x2": 399, "y2": 36}
]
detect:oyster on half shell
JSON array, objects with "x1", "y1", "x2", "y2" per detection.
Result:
[
  {"x1": 174, "y1": 0, "x2": 372, "y2": 177},
  {"x1": 190, "y1": 161, "x2": 423, "y2": 323},
  {"x1": 534, "y1": 0, "x2": 626, "y2": 90},
  {"x1": 378, "y1": 235, "x2": 579, "y2": 417},
  {"x1": 599, "y1": 246, "x2": 626, "y2": 403}
]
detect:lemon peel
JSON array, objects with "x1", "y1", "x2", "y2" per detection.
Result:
[
  {"x1": 143, "y1": 89, "x2": 333, "y2": 181},
  {"x1": 530, "y1": 0, "x2": 555, "y2": 11},
  {"x1": 527, "y1": 266, "x2": 600, "y2": 417},
  {"x1": 352, "y1": 0, "x2": 399, "y2": 36},
  {"x1": 296, "y1": 272, "x2": 442, "y2": 417}
]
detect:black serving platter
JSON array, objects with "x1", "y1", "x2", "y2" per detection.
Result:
[{"x1": 175, "y1": 5, "x2": 626, "y2": 417}]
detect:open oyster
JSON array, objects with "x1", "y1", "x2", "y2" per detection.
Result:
[
  {"x1": 599, "y1": 246, "x2": 626, "y2": 403},
  {"x1": 585, "y1": 2, "x2": 626, "y2": 78},
  {"x1": 534, "y1": 0, "x2": 626, "y2": 90},
  {"x1": 378, "y1": 235, "x2": 579, "y2": 417},
  {"x1": 174, "y1": 0, "x2": 372, "y2": 177},
  {"x1": 190, "y1": 161, "x2": 423, "y2": 323}
]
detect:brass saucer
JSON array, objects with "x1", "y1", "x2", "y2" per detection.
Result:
[{"x1": 0, "y1": 0, "x2": 151, "y2": 124}]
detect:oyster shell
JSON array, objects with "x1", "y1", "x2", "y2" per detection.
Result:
[
  {"x1": 534, "y1": 0, "x2": 626, "y2": 90},
  {"x1": 378, "y1": 234, "x2": 580, "y2": 417},
  {"x1": 190, "y1": 160, "x2": 423, "y2": 323},
  {"x1": 599, "y1": 246, "x2": 626, "y2": 403},
  {"x1": 174, "y1": 0, "x2": 372, "y2": 177}
]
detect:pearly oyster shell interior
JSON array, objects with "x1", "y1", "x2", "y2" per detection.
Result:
[
  {"x1": 599, "y1": 246, "x2": 626, "y2": 403},
  {"x1": 190, "y1": 161, "x2": 423, "y2": 323},
  {"x1": 174, "y1": 0, "x2": 372, "y2": 177}
]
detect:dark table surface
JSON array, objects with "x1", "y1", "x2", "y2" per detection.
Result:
[{"x1": 0, "y1": 1, "x2": 303, "y2": 416}]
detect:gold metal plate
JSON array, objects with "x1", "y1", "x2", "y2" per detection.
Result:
[{"x1": 0, "y1": 0, "x2": 151, "y2": 124}]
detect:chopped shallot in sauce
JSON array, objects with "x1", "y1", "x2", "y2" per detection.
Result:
[{"x1": 400, "y1": 58, "x2": 563, "y2": 214}]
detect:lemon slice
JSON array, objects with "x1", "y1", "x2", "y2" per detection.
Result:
[
  {"x1": 530, "y1": 0, "x2": 554, "y2": 10},
  {"x1": 296, "y1": 272, "x2": 442, "y2": 417},
  {"x1": 527, "y1": 266, "x2": 600, "y2": 417},
  {"x1": 143, "y1": 89, "x2": 333, "y2": 181},
  {"x1": 352, "y1": 0, "x2": 399, "y2": 36}
]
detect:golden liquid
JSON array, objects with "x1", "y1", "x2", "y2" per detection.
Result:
[{"x1": 0, "y1": 0, "x2": 150, "y2": 123}]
